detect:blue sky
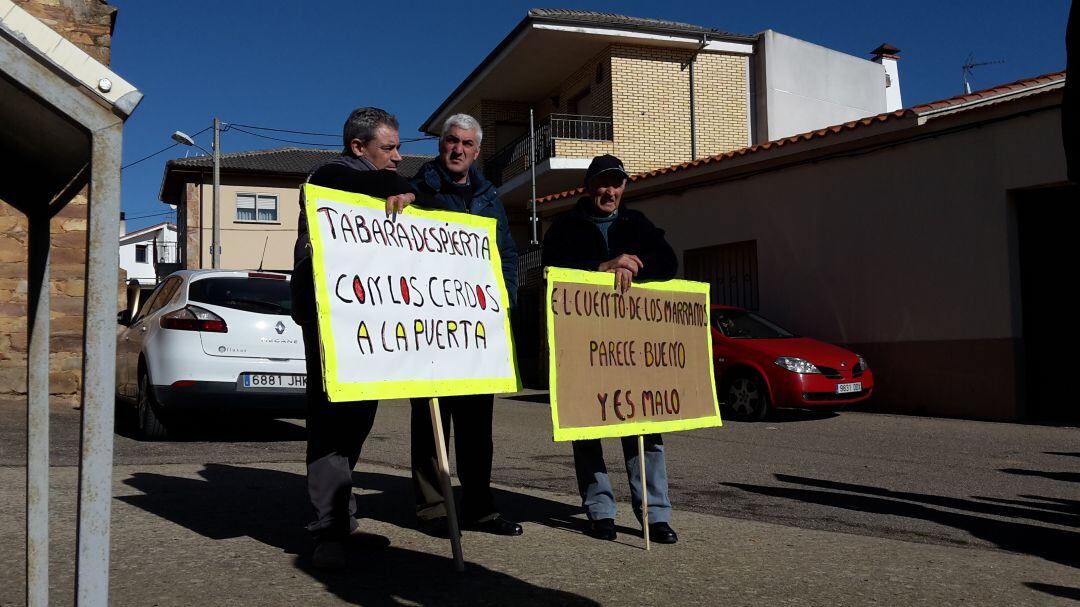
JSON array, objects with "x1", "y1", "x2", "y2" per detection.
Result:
[{"x1": 111, "y1": 0, "x2": 1072, "y2": 231}]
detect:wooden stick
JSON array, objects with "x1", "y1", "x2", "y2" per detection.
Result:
[
  {"x1": 429, "y1": 398, "x2": 465, "y2": 572},
  {"x1": 639, "y1": 434, "x2": 650, "y2": 551}
]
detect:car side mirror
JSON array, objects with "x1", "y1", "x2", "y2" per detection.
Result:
[{"x1": 117, "y1": 310, "x2": 131, "y2": 326}]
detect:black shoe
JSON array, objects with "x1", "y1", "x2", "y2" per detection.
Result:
[
  {"x1": 464, "y1": 514, "x2": 523, "y2": 536},
  {"x1": 648, "y1": 522, "x2": 678, "y2": 544},
  {"x1": 417, "y1": 516, "x2": 459, "y2": 538},
  {"x1": 587, "y1": 518, "x2": 617, "y2": 541}
]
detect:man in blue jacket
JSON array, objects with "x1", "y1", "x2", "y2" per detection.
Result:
[{"x1": 408, "y1": 113, "x2": 522, "y2": 537}]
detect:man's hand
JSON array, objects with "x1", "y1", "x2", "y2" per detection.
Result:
[
  {"x1": 386, "y1": 192, "x2": 415, "y2": 219},
  {"x1": 598, "y1": 254, "x2": 643, "y2": 275},
  {"x1": 611, "y1": 267, "x2": 634, "y2": 294}
]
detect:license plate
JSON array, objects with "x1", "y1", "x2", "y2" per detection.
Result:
[
  {"x1": 239, "y1": 373, "x2": 306, "y2": 391},
  {"x1": 836, "y1": 382, "x2": 862, "y2": 394}
]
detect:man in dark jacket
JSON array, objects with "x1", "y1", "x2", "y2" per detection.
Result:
[
  {"x1": 542, "y1": 154, "x2": 680, "y2": 544},
  {"x1": 408, "y1": 113, "x2": 522, "y2": 537},
  {"x1": 292, "y1": 107, "x2": 445, "y2": 569}
]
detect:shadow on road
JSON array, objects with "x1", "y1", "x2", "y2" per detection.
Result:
[
  {"x1": 1023, "y1": 582, "x2": 1080, "y2": 601},
  {"x1": 721, "y1": 474, "x2": 1080, "y2": 570},
  {"x1": 999, "y1": 468, "x2": 1080, "y2": 484},
  {"x1": 115, "y1": 412, "x2": 306, "y2": 443},
  {"x1": 118, "y1": 463, "x2": 598, "y2": 606},
  {"x1": 1044, "y1": 451, "x2": 1080, "y2": 458}
]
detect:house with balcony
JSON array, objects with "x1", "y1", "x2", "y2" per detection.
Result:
[
  {"x1": 118, "y1": 219, "x2": 178, "y2": 285},
  {"x1": 419, "y1": 9, "x2": 903, "y2": 244}
]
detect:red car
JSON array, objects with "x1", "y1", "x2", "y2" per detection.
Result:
[{"x1": 711, "y1": 305, "x2": 874, "y2": 420}]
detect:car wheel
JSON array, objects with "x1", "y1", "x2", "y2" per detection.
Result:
[
  {"x1": 724, "y1": 372, "x2": 770, "y2": 421},
  {"x1": 137, "y1": 371, "x2": 168, "y2": 440}
]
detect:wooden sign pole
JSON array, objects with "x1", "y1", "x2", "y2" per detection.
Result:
[
  {"x1": 639, "y1": 434, "x2": 650, "y2": 551},
  {"x1": 429, "y1": 398, "x2": 465, "y2": 572}
]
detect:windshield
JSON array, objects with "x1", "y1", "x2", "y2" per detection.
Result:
[
  {"x1": 188, "y1": 277, "x2": 291, "y2": 315},
  {"x1": 712, "y1": 309, "x2": 795, "y2": 339}
]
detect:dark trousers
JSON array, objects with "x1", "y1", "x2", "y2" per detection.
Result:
[
  {"x1": 302, "y1": 323, "x2": 378, "y2": 540},
  {"x1": 410, "y1": 395, "x2": 497, "y2": 522}
]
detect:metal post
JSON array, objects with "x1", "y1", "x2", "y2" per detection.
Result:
[
  {"x1": 26, "y1": 209, "x2": 50, "y2": 607},
  {"x1": 76, "y1": 120, "x2": 123, "y2": 606},
  {"x1": 529, "y1": 109, "x2": 538, "y2": 245},
  {"x1": 212, "y1": 117, "x2": 221, "y2": 269}
]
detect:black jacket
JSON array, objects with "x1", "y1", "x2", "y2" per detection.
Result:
[
  {"x1": 542, "y1": 197, "x2": 678, "y2": 280},
  {"x1": 411, "y1": 161, "x2": 518, "y2": 308},
  {"x1": 290, "y1": 157, "x2": 446, "y2": 325}
]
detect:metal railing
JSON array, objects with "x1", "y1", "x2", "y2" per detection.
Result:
[
  {"x1": 154, "y1": 242, "x2": 178, "y2": 263},
  {"x1": 484, "y1": 114, "x2": 612, "y2": 186}
]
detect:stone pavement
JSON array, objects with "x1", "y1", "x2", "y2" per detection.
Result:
[{"x1": 2, "y1": 460, "x2": 1077, "y2": 606}]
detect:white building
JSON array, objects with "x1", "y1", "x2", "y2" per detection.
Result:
[{"x1": 118, "y1": 219, "x2": 177, "y2": 285}]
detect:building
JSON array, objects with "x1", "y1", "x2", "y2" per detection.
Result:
[
  {"x1": 1, "y1": 0, "x2": 137, "y2": 397},
  {"x1": 118, "y1": 219, "x2": 178, "y2": 285},
  {"x1": 158, "y1": 148, "x2": 432, "y2": 271},
  {"x1": 536, "y1": 72, "x2": 1071, "y2": 423},
  {"x1": 419, "y1": 9, "x2": 902, "y2": 243}
]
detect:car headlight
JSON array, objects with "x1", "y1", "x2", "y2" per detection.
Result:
[
  {"x1": 774, "y1": 357, "x2": 821, "y2": 374},
  {"x1": 853, "y1": 354, "x2": 868, "y2": 372}
]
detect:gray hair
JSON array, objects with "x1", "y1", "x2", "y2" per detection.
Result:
[
  {"x1": 343, "y1": 107, "x2": 399, "y2": 154},
  {"x1": 441, "y1": 113, "x2": 483, "y2": 145}
]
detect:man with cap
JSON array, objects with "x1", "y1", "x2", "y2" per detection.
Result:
[{"x1": 541, "y1": 154, "x2": 680, "y2": 543}]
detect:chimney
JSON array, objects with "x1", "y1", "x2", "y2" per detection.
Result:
[
  {"x1": 871, "y1": 43, "x2": 903, "y2": 112},
  {"x1": 119, "y1": 211, "x2": 126, "y2": 236}
]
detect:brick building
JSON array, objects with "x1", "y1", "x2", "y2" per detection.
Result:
[
  {"x1": 419, "y1": 9, "x2": 901, "y2": 244},
  {"x1": 0, "y1": 0, "x2": 118, "y2": 397}
]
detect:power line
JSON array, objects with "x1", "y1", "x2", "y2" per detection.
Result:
[
  {"x1": 229, "y1": 123, "x2": 337, "y2": 137},
  {"x1": 122, "y1": 209, "x2": 175, "y2": 220},
  {"x1": 227, "y1": 125, "x2": 341, "y2": 147}
]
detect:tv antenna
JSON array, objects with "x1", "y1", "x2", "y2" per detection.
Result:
[{"x1": 962, "y1": 53, "x2": 1005, "y2": 94}]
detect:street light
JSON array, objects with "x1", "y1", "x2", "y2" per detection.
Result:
[{"x1": 171, "y1": 118, "x2": 221, "y2": 269}]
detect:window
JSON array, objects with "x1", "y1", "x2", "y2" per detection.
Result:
[
  {"x1": 684, "y1": 240, "x2": 759, "y2": 309},
  {"x1": 135, "y1": 244, "x2": 148, "y2": 263},
  {"x1": 236, "y1": 193, "x2": 278, "y2": 222},
  {"x1": 133, "y1": 276, "x2": 182, "y2": 323},
  {"x1": 189, "y1": 276, "x2": 292, "y2": 315}
]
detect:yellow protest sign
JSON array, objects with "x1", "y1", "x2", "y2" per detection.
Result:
[
  {"x1": 546, "y1": 267, "x2": 721, "y2": 441},
  {"x1": 304, "y1": 184, "x2": 520, "y2": 402}
]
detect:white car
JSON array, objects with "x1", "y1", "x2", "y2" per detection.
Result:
[{"x1": 116, "y1": 269, "x2": 307, "y2": 439}]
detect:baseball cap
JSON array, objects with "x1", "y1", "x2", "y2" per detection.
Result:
[{"x1": 584, "y1": 154, "x2": 628, "y2": 187}]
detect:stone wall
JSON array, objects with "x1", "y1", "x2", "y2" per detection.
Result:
[{"x1": 0, "y1": 0, "x2": 116, "y2": 397}]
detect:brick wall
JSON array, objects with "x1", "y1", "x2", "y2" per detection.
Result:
[
  {"x1": 553, "y1": 139, "x2": 615, "y2": 158},
  {"x1": 610, "y1": 44, "x2": 749, "y2": 174},
  {"x1": 0, "y1": 0, "x2": 116, "y2": 397}
]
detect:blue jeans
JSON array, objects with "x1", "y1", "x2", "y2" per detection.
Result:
[{"x1": 572, "y1": 434, "x2": 671, "y2": 524}]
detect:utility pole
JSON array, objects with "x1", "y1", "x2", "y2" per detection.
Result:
[
  {"x1": 529, "y1": 108, "x2": 538, "y2": 245},
  {"x1": 212, "y1": 117, "x2": 221, "y2": 268}
]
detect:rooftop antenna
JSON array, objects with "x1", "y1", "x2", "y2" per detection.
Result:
[{"x1": 962, "y1": 53, "x2": 1005, "y2": 94}]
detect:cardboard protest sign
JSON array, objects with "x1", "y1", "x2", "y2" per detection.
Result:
[
  {"x1": 546, "y1": 267, "x2": 721, "y2": 441},
  {"x1": 304, "y1": 184, "x2": 520, "y2": 402}
]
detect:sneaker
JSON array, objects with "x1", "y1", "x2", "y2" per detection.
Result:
[
  {"x1": 312, "y1": 539, "x2": 346, "y2": 570},
  {"x1": 587, "y1": 518, "x2": 617, "y2": 541}
]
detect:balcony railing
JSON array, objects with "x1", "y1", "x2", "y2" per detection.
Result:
[
  {"x1": 484, "y1": 114, "x2": 613, "y2": 186},
  {"x1": 153, "y1": 242, "x2": 178, "y2": 264}
]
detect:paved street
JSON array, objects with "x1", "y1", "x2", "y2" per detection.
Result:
[{"x1": 1, "y1": 394, "x2": 1078, "y2": 605}]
